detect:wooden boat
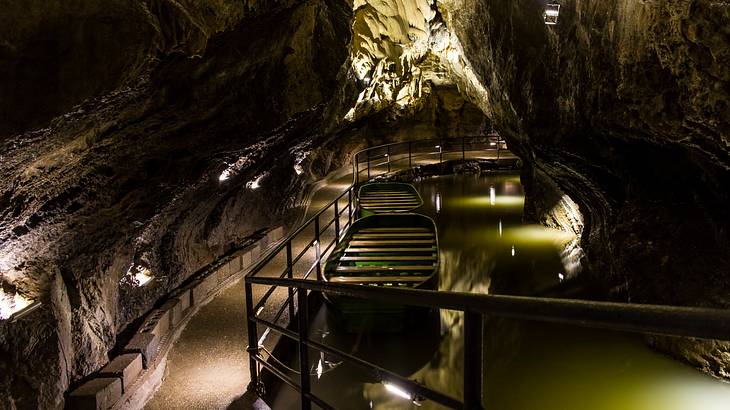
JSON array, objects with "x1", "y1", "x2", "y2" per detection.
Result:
[
  {"x1": 357, "y1": 182, "x2": 423, "y2": 217},
  {"x1": 323, "y1": 213, "x2": 438, "y2": 331}
]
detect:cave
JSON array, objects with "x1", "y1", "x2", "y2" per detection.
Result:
[{"x1": 1, "y1": 0, "x2": 729, "y2": 409}]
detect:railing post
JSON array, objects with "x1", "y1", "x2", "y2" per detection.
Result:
[
  {"x1": 297, "y1": 287, "x2": 311, "y2": 410},
  {"x1": 286, "y1": 242, "x2": 295, "y2": 319},
  {"x1": 439, "y1": 137, "x2": 443, "y2": 164},
  {"x1": 462, "y1": 136, "x2": 466, "y2": 161},
  {"x1": 334, "y1": 200, "x2": 340, "y2": 243},
  {"x1": 387, "y1": 145, "x2": 391, "y2": 173},
  {"x1": 355, "y1": 155, "x2": 359, "y2": 185},
  {"x1": 314, "y1": 215, "x2": 322, "y2": 281},
  {"x1": 348, "y1": 188, "x2": 353, "y2": 226},
  {"x1": 367, "y1": 151, "x2": 371, "y2": 180},
  {"x1": 408, "y1": 141, "x2": 412, "y2": 168},
  {"x1": 245, "y1": 281, "x2": 259, "y2": 392},
  {"x1": 463, "y1": 312, "x2": 483, "y2": 410}
]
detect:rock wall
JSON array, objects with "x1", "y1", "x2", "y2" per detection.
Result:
[
  {"x1": 441, "y1": 0, "x2": 730, "y2": 377},
  {"x1": 0, "y1": 0, "x2": 352, "y2": 408}
]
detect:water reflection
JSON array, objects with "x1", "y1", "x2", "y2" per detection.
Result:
[
  {"x1": 364, "y1": 172, "x2": 730, "y2": 410},
  {"x1": 279, "y1": 172, "x2": 730, "y2": 409}
]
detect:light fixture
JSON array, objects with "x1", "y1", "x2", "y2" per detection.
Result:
[
  {"x1": 384, "y1": 382, "x2": 411, "y2": 400},
  {"x1": 121, "y1": 264, "x2": 153, "y2": 287},
  {"x1": 544, "y1": 3, "x2": 560, "y2": 25},
  {"x1": 0, "y1": 287, "x2": 32, "y2": 320},
  {"x1": 435, "y1": 193, "x2": 442, "y2": 213},
  {"x1": 247, "y1": 174, "x2": 265, "y2": 190},
  {"x1": 219, "y1": 168, "x2": 232, "y2": 181},
  {"x1": 558, "y1": 272, "x2": 565, "y2": 281},
  {"x1": 382, "y1": 382, "x2": 423, "y2": 406}
]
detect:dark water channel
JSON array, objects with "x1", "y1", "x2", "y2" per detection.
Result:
[{"x1": 271, "y1": 172, "x2": 730, "y2": 410}]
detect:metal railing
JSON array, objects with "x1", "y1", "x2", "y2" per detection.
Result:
[
  {"x1": 352, "y1": 135, "x2": 508, "y2": 185},
  {"x1": 244, "y1": 137, "x2": 730, "y2": 410}
]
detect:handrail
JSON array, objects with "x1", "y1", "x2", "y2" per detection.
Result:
[
  {"x1": 244, "y1": 136, "x2": 536, "y2": 409},
  {"x1": 245, "y1": 186, "x2": 352, "y2": 280},
  {"x1": 248, "y1": 277, "x2": 730, "y2": 341},
  {"x1": 351, "y1": 135, "x2": 506, "y2": 186}
]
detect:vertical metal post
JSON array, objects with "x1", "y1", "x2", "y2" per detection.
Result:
[
  {"x1": 497, "y1": 137, "x2": 501, "y2": 161},
  {"x1": 334, "y1": 200, "x2": 340, "y2": 243},
  {"x1": 348, "y1": 189, "x2": 353, "y2": 226},
  {"x1": 463, "y1": 312, "x2": 483, "y2": 410},
  {"x1": 408, "y1": 141, "x2": 412, "y2": 168},
  {"x1": 245, "y1": 281, "x2": 259, "y2": 391},
  {"x1": 286, "y1": 242, "x2": 295, "y2": 318},
  {"x1": 439, "y1": 137, "x2": 443, "y2": 164},
  {"x1": 387, "y1": 146, "x2": 391, "y2": 173},
  {"x1": 462, "y1": 136, "x2": 466, "y2": 161},
  {"x1": 297, "y1": 287, "x2": 311, "y2": 410},
  {"x1": 355, "y1": 155, "x2": 359, "y2": 185},
  {"x1": 367, "y1": 151, "x2": 371, "y2": 180},
  {"x1": 314, "y1": 215, "x2": 322, "y2": 281}
]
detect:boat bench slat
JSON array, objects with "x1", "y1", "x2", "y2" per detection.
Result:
[
  {"x1": 349, "y1": 240, "x2": 435, "y2": 246},
  {"x1": 335, "y1": 265, "x2": 435, "y2": 272},
  {"x1": 361, "y1": 191, "x2": 417, "y2": 194},
  {"x1": 360, "y1": 203, "x2": 421, "y2": 206},
  {"x1": 339, "y1": 255, "x2": 437, "y2": 261},
  {"x1": 358, "y1": 228, "x2": 431, "y2": 232},
  {"x1": 358, "y1": 192, "x2": 418, "y2": 199},
  {"x1": 352, "y1": 233, "x2": 434, "y2": 239},
  {"x1": 360, "y1": 200, "x2": 420, "y2": 204},
  {"x1": 329, "y1": 276, "x2": 431, "y2": 283},
  {"x1": 344, "y1": 247, "x2": 437, "y2": 253},
  {"x1": 361, "y1": 194, "x2": 416, "y2": 196}
]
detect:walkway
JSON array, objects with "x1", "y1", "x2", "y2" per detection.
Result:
[
  {"x1": 145, "y1": 167, "x2": 354, "y2": 409},
  {"x1": 144, "y1": 149, "x2": 511, "y2": 409}
]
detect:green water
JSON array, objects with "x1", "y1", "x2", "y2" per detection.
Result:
[{"x1": 275, "y1": 172, "x2": 730, "y2": 410}]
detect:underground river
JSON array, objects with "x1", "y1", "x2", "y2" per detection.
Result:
[{"x1": 271, "y1": 171, "x2": 730, "y2": 409}]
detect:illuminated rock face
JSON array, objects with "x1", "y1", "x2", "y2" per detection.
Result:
[
  {"x1": 0, "y1": 1, "x2": 352, "y2": 407},
  {"x1": 0, "y1": 0, "x2": 728, "y2": 407},
  {"x1": 342, "y1": 0, "x2": 490, "y2": 122}
]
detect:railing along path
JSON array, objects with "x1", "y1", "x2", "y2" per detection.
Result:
[{"x1": 244, "y1": 136, "x2": 730, "y2": 410}]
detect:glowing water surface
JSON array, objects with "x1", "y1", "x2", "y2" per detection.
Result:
[{"x1": 272, "y1": 172, "x2": 730, "y2": 410}]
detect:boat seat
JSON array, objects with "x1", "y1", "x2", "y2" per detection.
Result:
[
  {"x1": 358, "y1": 227, "x2": 431, "y2": 233},
  {"x1": 329, "y1": 275, "x2": 432, "y2": 283},
  {"x1": 344, "y1": 246, "x2": 437, "y2": 253},
  {"x1": 339, "y1": 255, "x2": 437, "y2": 262},
  {"x1": 349, "y1": 239, "x2": 435, "y2": 246},
  {"x1": 335, "y1": 265, "x2": 435, "y2": 273},
  {"x1": 352, "y1": 233, "x2": 434, "y2": 239}
]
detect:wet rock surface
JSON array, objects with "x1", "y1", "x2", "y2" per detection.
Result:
[
  {"x1": 1, "y1": 0, "x2": 352, "y2": 407},
  {"x1": 444, "y1": 0, "x2": 730, "y2": 378}
]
